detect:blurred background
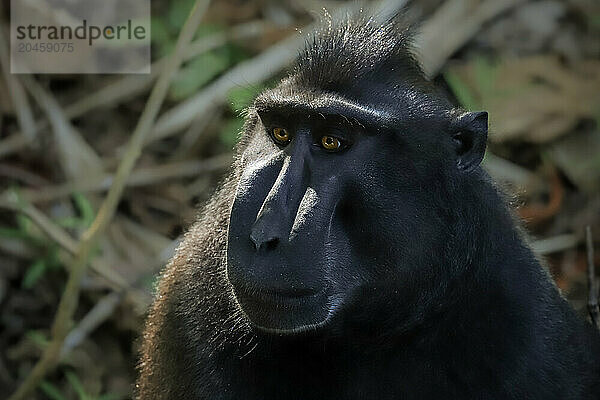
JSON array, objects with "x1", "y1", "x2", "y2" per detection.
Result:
[{"x1": 0, "y1": 0, "x2": 599, "y2": 398}]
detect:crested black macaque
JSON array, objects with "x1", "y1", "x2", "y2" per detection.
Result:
[{"x1": 137, "y1": 17, "x2": 600, "y2": 400}]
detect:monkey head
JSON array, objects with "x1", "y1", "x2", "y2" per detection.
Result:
[{"x1": 226, "y1": 19, "x2": 488, "y2": 334}]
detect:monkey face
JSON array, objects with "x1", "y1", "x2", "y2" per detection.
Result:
[{"x1": 225, "y1": 80, "x2": 489, "y2": 335}]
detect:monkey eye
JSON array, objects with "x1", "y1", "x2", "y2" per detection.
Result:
[
  {"x1": 271, "y1": 127, "x2": 291, "y2": 146},
  {"x1": 320, "y1": 135, "x2": 343, "y2": 152}
]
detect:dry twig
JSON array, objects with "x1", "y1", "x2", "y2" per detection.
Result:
[
  {"x1": 60, "y1": 291, "x2": 124, "y2": 358},
  {"x1": 20, "y1": 76, "x2": 104, "y2": 179},
  {"x1": 0, "y1": 135, "x2": 29, "y2": 158},
  {"x1": 531, "y1": 234, "x2": 578, "y2": 256},
  {"x1": 417, "y1": 0, "x2": 528, "y2": 78},
  {"x1": 17, "y1": 153, "x2": 231, "y2": 203},
  {"x1": 483, "y1": 153, "x2": 545, "y2": 194},
  {"x1": 0, "y1": 21, "x2": 36, "y2": 141},
  {"x1": 586, "y1": 226, "x2": 599, "y2": 329}
]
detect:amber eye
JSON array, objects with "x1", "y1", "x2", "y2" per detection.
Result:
[
  {"x1": 271, "y1": 127, "x2": 290, "y2": 145},
  {"x1": 321, "y1": 135, "x2": 342, "y2": 151}
]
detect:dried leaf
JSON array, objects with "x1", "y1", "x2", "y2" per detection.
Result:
[
  {"x1": 547, "y1": 130, "x2": 600, "y2": 193},
  {"x1": 447, "y1": 56, "x2": 600, "y2": 143}
]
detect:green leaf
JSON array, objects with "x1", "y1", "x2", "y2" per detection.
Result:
[
  {"x1": 227, "y1": 85, "x2": 264, "y2": 113},
  {"x1": 193, "y1": 23, "x2": 225, "y2": 39},
  {"x1": 26, "y1": 330, "x2": 50, "y2": 348},
  {"x1": 56, "y1": 217, "x2": 82, "y2": 229},
  {"x1": 474, "y1": 56, "x2": 498, "y2": 100},
  {"x1": 39, "y1": 380, "x2": 67, "y2": 400},
  {"x1": 57, "y1": 193, "x2": 95, "y2": 229},
  {"x1": 46, "y1": 246, "x2": 62, "y2": 270},
  {"x1": 65, "y1": 371, "x2": 90, "y2": 400},
  {"x1": 150, "y1": 16, "x2": 172, "y2": 46},
  {"x1": 167, "y1": 0, "x2": 197, "y2": 33},
  {"x1": 169, "y1": 51, "x2": 231, "y2": 100},
  {"x1": 16, "y1": 213, "x2": 32, "y2": 233},
  {"x1": 158, "y1": 40, "x2": 176, "y2": 59},
  {"x1": 22, "y1": 259, "x2": 47, "y2": 289},
  {"x1": 588, "y1": 14, "x2": 600, "y2": 29},
  {"x1": 444, "y1": 70, "x2": 479, "y2": 110},
  {"x1": 72, "y1": 192, "x2": 95, "y2": 227},
  {"x1": 0, "y1": 226, "x2": 30, "y2": 239},
  {"x1": 221, "y1": 43, "x2": 249, "y2": 64},
  {"x1": 219, "y1": 118, "x2": 245, "y2": 148}
]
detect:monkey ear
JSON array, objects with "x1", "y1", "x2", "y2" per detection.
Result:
[{"x1": 451, "y1": 111, "x2": 488, "y2": 172}]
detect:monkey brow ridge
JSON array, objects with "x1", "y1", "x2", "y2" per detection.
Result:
[{"x1": 254, "y1": 90, "x2": 395, "y2": 130}]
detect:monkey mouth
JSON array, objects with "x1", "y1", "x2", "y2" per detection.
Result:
[
  {"x1": 234, "y1": 282, "x2": 328, "y2": 306},
  {"x1": 231, "y1": 283, "x2": 332, "y2": 334}
]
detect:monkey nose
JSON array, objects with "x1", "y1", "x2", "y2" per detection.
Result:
[
  {"x1": 249, "y1": 229, "x2": 279, "y2": 252},
  {"x1": 250, "y1": 202, "x2": 288, "y2": 252}
]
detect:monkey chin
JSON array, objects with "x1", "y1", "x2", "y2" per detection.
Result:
[{"x1": 231, "y1": 285, "x2": 337, "y2": 335}]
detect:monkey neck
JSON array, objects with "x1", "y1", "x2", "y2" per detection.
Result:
[{"x1": 415, "y1": 171, "x2": 558, "y2": 347}]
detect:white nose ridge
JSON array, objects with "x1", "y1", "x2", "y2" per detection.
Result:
[{"x1": 289, "y1": 187, "x2": 319, "y2": 241}]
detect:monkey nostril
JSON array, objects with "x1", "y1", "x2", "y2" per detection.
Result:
[
  {"x1": 249, "y1": 232, "x2": 279, "y2": 252},
  {"x1": 265, "y1": 238, "x2": 279, "y2": 251}
]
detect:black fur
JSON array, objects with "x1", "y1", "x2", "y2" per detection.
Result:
[{"x1": 137, "y1": 16, "x2": 600, "y2": 399}]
